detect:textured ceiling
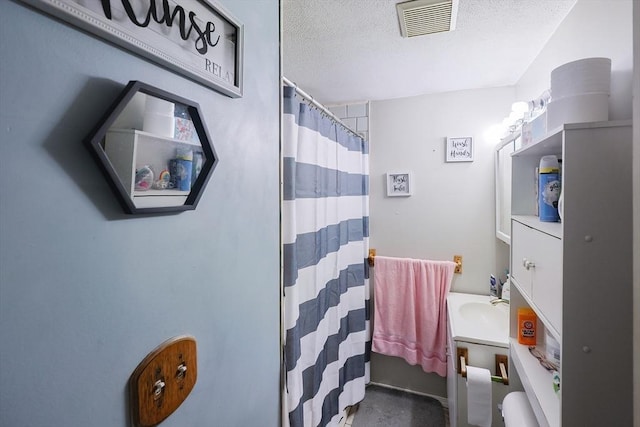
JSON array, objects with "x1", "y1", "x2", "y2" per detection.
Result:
[{"x1": 282, "y1": 0, "x2": 577, "y2": 105}]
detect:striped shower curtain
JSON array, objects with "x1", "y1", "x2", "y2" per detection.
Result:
[{"x1": 282, "y1": 86, "x2": 370, "y2": 427}]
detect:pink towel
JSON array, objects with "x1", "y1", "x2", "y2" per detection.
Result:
[{"x1": 372, "y1": 256, "x2": 455, "y2": 377}]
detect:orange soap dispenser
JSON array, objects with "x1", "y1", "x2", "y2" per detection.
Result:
[{"x1": 517, "y1": 307, "x2": 537, "y2": 345}]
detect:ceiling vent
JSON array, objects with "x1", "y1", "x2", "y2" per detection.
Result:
[{"x1": 396, "y1": 0, "x2": 459, "y2": 38}]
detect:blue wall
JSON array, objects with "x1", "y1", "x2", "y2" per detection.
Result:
[{"x1": 0, "y1": 1, "x2": 280, "y2": 426}]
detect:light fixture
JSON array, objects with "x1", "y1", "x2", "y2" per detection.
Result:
[
  {"x1": 511, "y1": 101, "x2": 529, "y2": 114},
  {"x1": 484, "y1": 123, "x2": 506, "y2": 143},
  {"x1": 509, "y1": 111, "x2": 524, "y2": 121}
]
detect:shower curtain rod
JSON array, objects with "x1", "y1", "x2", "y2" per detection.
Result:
[{"x1": 282, "y1": 76, "x2": 363, "y2": 139}]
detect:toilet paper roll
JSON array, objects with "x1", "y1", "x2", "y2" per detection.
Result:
[
  {"x1": 145, "y1": 96, "x2": 175, "y2": 115},
  {"x1": 143, "y1": 112, "x2": 175, "y2": 138},
  {"x1": 502, "y1": 392, "x2": 538, "y2": 427},
  {"x1": 467, "y1": 366, "x2": 492, "y2": 427}
]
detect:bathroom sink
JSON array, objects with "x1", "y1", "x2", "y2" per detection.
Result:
[
  {"x1": 446, "y1": 293, "x2": 509, "y2": 347},
  {"x1": 459, "y1": 302, "x2": 508, "y2": 330}
]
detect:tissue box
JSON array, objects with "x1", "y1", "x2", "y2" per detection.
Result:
[{"x1": 174, "y1": 117, "x2": 196, "y2": 142}]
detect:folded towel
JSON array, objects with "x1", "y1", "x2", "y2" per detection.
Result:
[{"x1": 372, "y1": 256, "x2": 455, "y2": 376}]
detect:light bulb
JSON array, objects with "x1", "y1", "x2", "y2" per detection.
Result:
[
  {"x1": 511, "y1": 101, "x2": 529, "y2": 114},
  {"x1": 509, "y1": 111, "x2": 524, "y2": 121},
  {"x1": 484, "y1": 123, "x2": 507, "y2": 143}
]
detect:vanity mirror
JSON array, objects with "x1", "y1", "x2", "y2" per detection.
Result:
[
  {"x1": 86, "y1": 81, "x2": 218, "y2": 215},
  {"x1": 495, "y1": 133, "x2": 517, "y2": 244}
]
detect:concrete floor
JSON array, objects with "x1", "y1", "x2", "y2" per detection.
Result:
[{"x1": 347, "y1": 384, "x2": 446, "y2": 427}]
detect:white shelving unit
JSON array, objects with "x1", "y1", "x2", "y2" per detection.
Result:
[
  {"x1": 104, "y1": 128, "x2": 203, "y2": 209},
  {"x1": 507, "y1": 120, "x2": 633, "y2": 426},
  {"x1": 510, "y1": 338, "x2": 559, "y2": 426}
]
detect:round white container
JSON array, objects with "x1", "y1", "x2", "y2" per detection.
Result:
[
  {"x1": 143, "y1": 96, "x2": 175, "y2": 138},
  {"x1": 144, "y1": 96, "x2": 175, "y2": 115},
  {"x1": 546, "y1": 92, "x2": 609, "y2": 130},
  {"x1": 143, "y1": 112, "x2": 175, "y2": 137},
  {"x1": 550, "y1": 57, "x2": 611, "y2": 100}
]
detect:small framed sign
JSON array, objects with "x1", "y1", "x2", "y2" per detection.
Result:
[
  {"x1": 20, "y1": 0, "x2": 244, "y2": 98},
  {"x1": 446, "y1": 137, "x2": 473, "y2": 162},
  {"x1": 386, "y1": 172, "x2": 412, "y2": 197}
]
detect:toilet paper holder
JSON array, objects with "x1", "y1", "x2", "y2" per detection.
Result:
[{"x1": 457, "y1": 347, "x2": 509, "y2": 385}]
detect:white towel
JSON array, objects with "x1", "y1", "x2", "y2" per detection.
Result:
[{"x1": 467, "y1": 366, "x2": 492, "y2": 427}]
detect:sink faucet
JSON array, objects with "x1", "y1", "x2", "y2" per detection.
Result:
[{"x1": 490, "y1": 298, "x2": 509, "y2": 306}]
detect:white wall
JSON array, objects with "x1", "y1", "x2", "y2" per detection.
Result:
[
  {"x1": 367, "y1": 86, "x2": 515, "y2": 396},
  {"x1": 370, "y1": 87, "x2": 515, "y2": 295},
  {"x1": 516, "y1": 0, "x2": 633, "y2": 121}
]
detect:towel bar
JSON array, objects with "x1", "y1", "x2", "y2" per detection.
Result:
[
  {"x1": 367, "y1": 249, "x2": 461, "y2": 272},
  {"x1": 368, "y1": 249, "x2": 376, "y2": 267},
  {"x1": 456, "y1": 347, "x2": 509, "y2": 385}
]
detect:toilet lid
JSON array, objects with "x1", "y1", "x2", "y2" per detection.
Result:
[{"x1": 502, "y1": 392, "x2": 538, "y2": 427}]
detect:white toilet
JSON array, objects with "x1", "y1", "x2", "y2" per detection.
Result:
[{"x1": 501, "y1": 392, "x2": 538, "y2": 426}]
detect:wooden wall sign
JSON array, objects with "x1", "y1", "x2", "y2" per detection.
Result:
[{"x1": 20, "y1": 0, "x2": 244, "y2": 98}]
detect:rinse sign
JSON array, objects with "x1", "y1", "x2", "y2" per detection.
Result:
[{"x1": 20, "y1": 0, "x2": 244, "y2": 98}]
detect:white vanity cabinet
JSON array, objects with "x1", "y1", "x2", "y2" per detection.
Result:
[
  {"x1": 446, "y1": 293, "x2": 510, "y2": 427},
  {"x1": 507, "y1": 121, "x2": 633, "y2": 426}
]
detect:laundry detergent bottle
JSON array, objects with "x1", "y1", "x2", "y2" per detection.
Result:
[{"x1": 538, "y1": 155, "x2": 561, "y2": 222}]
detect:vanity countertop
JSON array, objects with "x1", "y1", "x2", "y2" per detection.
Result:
[{"x1": 446, "y1": 292, "x2": 509, "y2": 348}]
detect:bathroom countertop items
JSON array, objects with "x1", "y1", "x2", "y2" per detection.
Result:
[
  {"x1": 538, "y1": 155, "x2": 560, "y2": 222},
  {"x1": 517, "y1": 308, "x2": 537, "y2": 346}
]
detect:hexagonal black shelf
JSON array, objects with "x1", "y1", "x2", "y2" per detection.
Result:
[{"x1": 85, "y1": 81, "x2": 218, "y2": 214}]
